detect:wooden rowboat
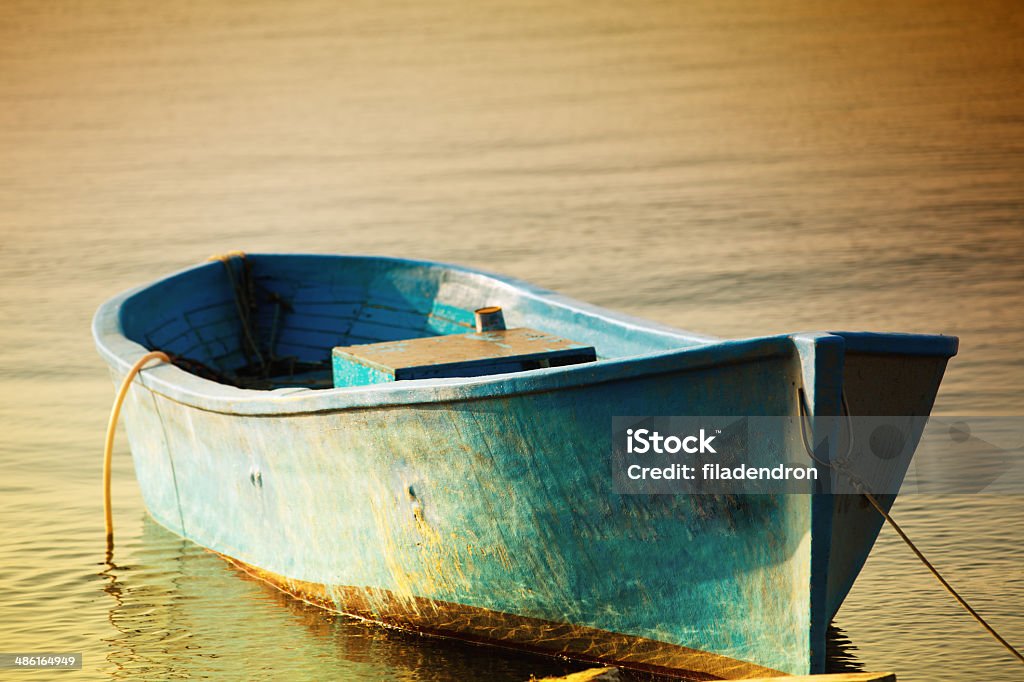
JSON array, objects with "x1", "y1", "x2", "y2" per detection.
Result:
[{"x1": 93, "y1": 253, "x2": 957, "y2": 679}]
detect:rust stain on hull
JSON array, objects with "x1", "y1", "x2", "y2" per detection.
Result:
[{"x1": 215, "y1": 550, "x2": 787, "y2": 681}]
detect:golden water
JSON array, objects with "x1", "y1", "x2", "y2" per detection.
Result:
[{"x1": 1, "y1": 0, "x2": 1021, "y2": 679}]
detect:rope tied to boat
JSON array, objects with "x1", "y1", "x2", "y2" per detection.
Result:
[
  {"x1": 203, "y1": 251, "x2": 313, "y2": 388},
  {"x1": 206, "y1": 250, "x2": 248, "y2": 263},
  {"x1": 797, "y1": 389, "x2": 1024, "y2": 665},
  {"x1": 103, "y1": 351, "x2": 169, "y2": 555},
  {"x1": 208, "y1": 251, "x2": 267, "y2": 375}
]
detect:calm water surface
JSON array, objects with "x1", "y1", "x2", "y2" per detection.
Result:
[{"x1": 1, "y1": 1, "x2": 1021, "y2": 679}]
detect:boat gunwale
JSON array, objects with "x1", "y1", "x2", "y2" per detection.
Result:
[{"x1": 93, "y1": 254, "x2": 959, "y2": 418}]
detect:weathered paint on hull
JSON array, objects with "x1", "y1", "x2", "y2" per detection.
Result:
[
  {"x1": 117, "y1": 350, "x2": 813, "y2": 676},
  {"x1": 93, "y1": 255, "x2": 957, "y2": 679}
]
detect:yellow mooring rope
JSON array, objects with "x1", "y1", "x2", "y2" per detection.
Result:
[{"x1": 103, "y1": 351, "x2": 169, "y2": 553}]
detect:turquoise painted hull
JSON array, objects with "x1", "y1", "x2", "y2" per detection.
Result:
[{"x1": 93, "y1": 254, "x2": 957, "y2": 679}]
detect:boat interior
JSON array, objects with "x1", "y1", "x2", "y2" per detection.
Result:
[{"x1": 118, "y1": 254, "x2": 702, "y2": 390}]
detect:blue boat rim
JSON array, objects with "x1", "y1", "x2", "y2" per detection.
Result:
[{"x1": 92, "y1": 253, "x2": 957, "y2": 417}]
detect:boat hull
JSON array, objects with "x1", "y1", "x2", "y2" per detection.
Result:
[{"x1": 115, "y1": 343, "x2": 810, "y2": 677}]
